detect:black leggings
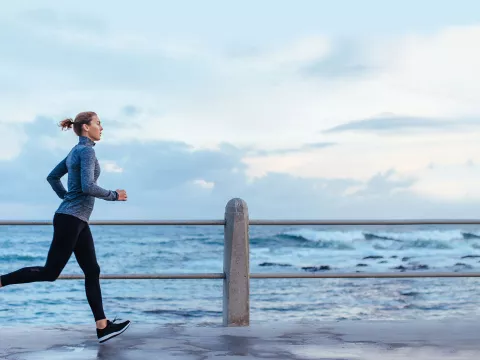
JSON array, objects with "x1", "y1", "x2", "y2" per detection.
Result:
[{"x1": 0, "y1": 213, "x2": 106, "y2": 321}]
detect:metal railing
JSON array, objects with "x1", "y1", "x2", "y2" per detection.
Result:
[
  {"x1": 2, "y1": 219, "x2": 480, "y2": 226},
  {"x1": 2, "y1": 197, "x2": 480, "y2": 326}
]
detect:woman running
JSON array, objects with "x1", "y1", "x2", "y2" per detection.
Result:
[{"x1": 0, "y1": 111, "x2": 130, "y2": 343}]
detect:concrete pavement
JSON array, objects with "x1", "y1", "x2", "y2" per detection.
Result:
[{"x1": 1, "y1": 318, "x2": 480, "y2": 359}]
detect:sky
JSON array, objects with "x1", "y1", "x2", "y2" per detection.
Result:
[{"x1": 1, "y1": 0, "x2": 480, "y2": 220}]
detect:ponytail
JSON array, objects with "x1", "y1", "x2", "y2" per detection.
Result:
[{"x1": 59, "y1": 118, "x2": 74, "y2": 131}]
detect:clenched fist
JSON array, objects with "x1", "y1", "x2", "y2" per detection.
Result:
[{"x1": 116, "y1": 189, "x2": 128, "y2": 201}]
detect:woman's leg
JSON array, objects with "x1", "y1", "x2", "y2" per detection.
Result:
[
  {"x1": 0, "y1": 214, "x2": 84, "y2": 287},
  {"x1": 73, "y1": 227, "x2": 131, "y2": 342},
  {"x1": 73, "y1": 224, "x2": 107, "y2": 327}
]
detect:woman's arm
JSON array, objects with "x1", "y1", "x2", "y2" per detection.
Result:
[
  {"x1": 80, "y1": 147, "x2": 118, "y2": 201},
  {"x1": 46, "y1": 157, "x2": 68, "y2": 199}
]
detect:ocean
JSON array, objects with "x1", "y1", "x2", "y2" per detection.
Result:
[{"x1": 1, "y1": 223, "x2": 480, "y2": 325}]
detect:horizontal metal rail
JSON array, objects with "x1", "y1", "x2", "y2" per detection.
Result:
[
  {"x1": 249, "y1": 219, "x2": 480, "y2": 225},
  {"x1": 250, "y1": 272, "x2": 480, "y2": 278},
  {"x1": 1, "y1": 219, "x2": 480, "y2": 226},
  {"x1": 59, "y1": 273, "x2": 225, "y2": 280},
  {"x1": 55, "y1": 272, "x2": 480, "y2": 280},
  {"x1": 0, "y1": 220, "x2": 225, "y2": 226}
]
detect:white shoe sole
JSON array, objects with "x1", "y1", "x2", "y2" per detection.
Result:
[{"x1": 98, "y1": 322, "x2": 130, "y2": 343}]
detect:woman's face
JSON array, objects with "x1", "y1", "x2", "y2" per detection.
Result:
[{"x1": 84, "y1": 115, "x2": 103, "y2": 141}]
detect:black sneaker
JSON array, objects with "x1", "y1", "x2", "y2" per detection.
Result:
[{"x1": 97, "y1": 317, "x2": 131, "y2": 343}]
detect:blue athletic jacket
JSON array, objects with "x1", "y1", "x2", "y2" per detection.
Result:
[{"x1": 47, "y1": 136, "x2": 118, "y2": 222}]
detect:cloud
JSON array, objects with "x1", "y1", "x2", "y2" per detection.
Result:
[
  {"x1": 3, "y1": 15, "x2": 480, "y2": 149},
  {"x1": 0, "y1": 115, "x2": 247, "y2": 213},
  {"x1": 409, "y1": 161, "x2": 480, "y2": 201},
  {"x1": 301, "y1": 38, "x2": 374, "y2": 78},
  {"x1": 322, "y1": 113, "x2": 480, "y2": 134},
  {"x1": 222, "y1": 35, "x2": 330, "y2": 72},
  {"x1": 101, "y1": 161, "x2": 123, "y2": 173},
  {"x1": 0, "y1": 16, "x2": 208, "y2": 113},
  {"x1": 1, "y1": 115, "x2": 480, "y2": 220},
  {"x1": 3, "y1": 5, "x2": 480, "y2": 219},
  {"x1": 345, "y1": 169, "x2": 416, "y2": 197},
  {"x1": 17, "y1": 8, "x2": 106, "y2": 33},
  {"x1": 249, "y1": 142, "x2": 335, "y2": 156},
  {"x1": 193, "y1": 179, "x2": 215, "y2": 189},
  {"x1": 122, "y1": 105, "x2": 142, "y2": 117}
]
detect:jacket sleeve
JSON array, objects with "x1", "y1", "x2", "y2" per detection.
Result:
[
  {"x1": 46, "y1": 157, "x2": 68, "y2": 199},
  {"x1": 80, "y1": 147, "x2": 118, "y2": 201}
]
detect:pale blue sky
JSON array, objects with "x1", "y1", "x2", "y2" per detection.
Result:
[
  {"x1": 1, "y1": 1, "x2": 480, "y2": 219},
  {"x1": 7, "y1": 0, "x2": 480, "y2": 37}
]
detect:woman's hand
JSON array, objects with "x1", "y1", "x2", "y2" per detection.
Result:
[{"x1": 116, "y1": 189, "x2": 128, "y2": 201}]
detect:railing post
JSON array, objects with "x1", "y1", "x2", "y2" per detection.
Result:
[{"x1": 223, "y1": 198, "x2": 250, "y2": 326}]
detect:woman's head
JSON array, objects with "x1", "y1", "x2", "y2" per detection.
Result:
[{"x1": 59, "y1": 111, "x2": 103, "y2": 141}]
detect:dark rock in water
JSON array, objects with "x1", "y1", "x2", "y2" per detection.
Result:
[
  {"x1": 392, "y1": 264, "x2": 428, "y2": 271},
  {"x1": 413, "y1": 264, "x2": 429, "y2": 270},
  {"x1": 390, "y1": 256, "x2": 398, "y2": 259},
  {"x1": 461, "y1": 255, "x2": 480, "y2": 259},
  {"x1": 356, "y1": 263, "x2": 368, "y2": 267},
  {"x1": 364, "y1": 233, "x2": 403, "y2": 241},
  {"x1": 259, "y1": 262, "x2": 292, "y2": 267},
  {"x1": 363, "y1": 255, "x2": 383, "y2": 260},
  {"x1": 454, "y1": 263, "x2": 473, "y2": 269},
  {"x1": 302, "y1": 265, "x2": 331, "y2": 272},
  {"x1": 379, "y1": 260, "x2": 388, "y2": 264},
  {"x1": 364, "y1": 233, "x2": 391, "y2": 240},
  {"x1": 402, "y1": 257, "x2": 411, "y2": 262},
  {"x1": 406, "y1": 261, "x2": 429, "y2": 270}
]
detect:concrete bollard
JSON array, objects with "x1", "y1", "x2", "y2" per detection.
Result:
[{"x1": 223, "y1": 198, "x2": 250, "y2": 326}]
